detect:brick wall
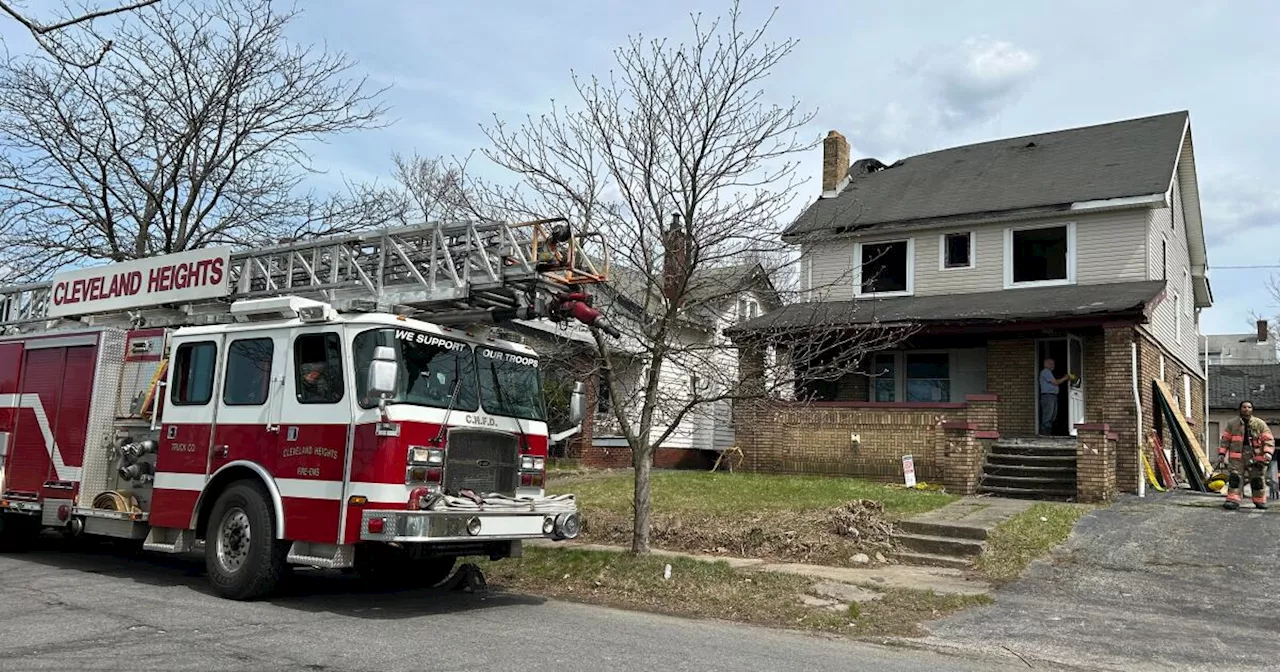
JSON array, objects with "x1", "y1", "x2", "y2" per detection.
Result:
[
  {"x1": 988, "y1": 339, "x2": 1036, "y2": 436},
  {"x1": 733, "y1": 396, "x2": 999, "y2": 485},
  {"x1": 1099, "y1": 327, "x2": 1140, "y2": 492},
  {"x1": 1076, "y1": 424, "x2": 1117, "y2": 502},
  {"x1": 578, "y1": 443, "x2": 715, "y2": 470}
]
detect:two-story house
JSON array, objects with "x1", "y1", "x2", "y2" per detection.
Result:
[{"x1": 730, "y1": 111, "x2": 1212, "y2": 500}]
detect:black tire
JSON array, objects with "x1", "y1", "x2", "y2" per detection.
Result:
[
  {"x1": 0, "y1": 513, "x2": 39, "y2": 552},
  {"x1": 354, "y1": 543, "x2": 456, "y2": 590},
  {"x1": 204, "y1": 481, "x2": 289, "y2": 600}
]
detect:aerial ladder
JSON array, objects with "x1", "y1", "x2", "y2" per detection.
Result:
[{"x1": 0, "y1": 216, "x2": 620, "y2": 336}]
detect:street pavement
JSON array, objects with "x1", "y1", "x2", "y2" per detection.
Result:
[
  {"x1": 0, "y1": 534, "x2": 1014, "y2": 672},
  {"x1": 924, "y1": 491, "x2": 1280, "y2": 671}
]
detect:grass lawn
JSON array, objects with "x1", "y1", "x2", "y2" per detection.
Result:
[
  {"x1": 482, "y1": 546, "x2": 991, "y2": 638},
  {"x1": 549, "y1": 470, "x2": 958, "y2": 519},
  {"x1": 975, "y1": 502, "x2": 1093, "y2": 583}
]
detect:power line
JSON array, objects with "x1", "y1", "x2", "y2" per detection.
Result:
[{"x1": 1213, "y1": 265, "x2": 1280, "y2": 270}]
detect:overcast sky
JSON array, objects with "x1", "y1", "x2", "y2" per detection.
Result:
[{"x1": 5, "y1": 0, "x2": 1278, "y2": 336}]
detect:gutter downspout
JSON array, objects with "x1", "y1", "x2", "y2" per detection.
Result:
[
  {"x1": 1202, "y1": 334, "x2": 1210, "y2": 453},
  {"x1": 1132, "y1": 341, "x2": 1145, "y2": 497}
]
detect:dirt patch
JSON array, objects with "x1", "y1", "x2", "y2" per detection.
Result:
[{"x1": 581, "y1": 499, "x2": 899, "y2": 567}]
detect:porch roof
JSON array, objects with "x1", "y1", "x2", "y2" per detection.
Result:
[{"x1": 728, "y1": 280, "x2": 1165, "y2": 337}]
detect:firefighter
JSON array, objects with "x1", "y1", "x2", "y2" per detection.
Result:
[
  {"x1": 299, "y1": 361, "x2": 333, "y2": 402},
  {"x1": 1217, "y1": 400, "x2": 1275, "y2": 510}
]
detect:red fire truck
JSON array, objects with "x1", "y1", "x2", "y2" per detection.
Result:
[{"x1": 0, "y1": 218, "x2": 615, "y2": 600}]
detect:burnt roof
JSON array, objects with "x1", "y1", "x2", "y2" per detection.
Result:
[
  {"x1": 727, "y1": 280, "x2": 1166, "y2": 336},
  {"x1": 1209, "y1": 364, "x2": 1280, "y2": 410},
  {"x1": 785, "y1": 111, "x2": 1188, "y2": 239}
]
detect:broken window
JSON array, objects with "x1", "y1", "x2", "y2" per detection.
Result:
[
  {"x1": 1011, "y1": 226, "x2": 1069, "y2": 284},
  {"x1": 859, "y1": 240, "x2": 909, "y2": 294},
  {"x1": 943, "y1": 232, "x2": 972, "y2": 269}
]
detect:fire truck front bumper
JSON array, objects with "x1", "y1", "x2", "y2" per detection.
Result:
[{"x1": 358, "y1": 508, "x2": 582, "y2": 544}]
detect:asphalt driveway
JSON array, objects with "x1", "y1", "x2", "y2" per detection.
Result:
[{"x1": 923, "y1": 491, "x2": 1280, "y2": 671}]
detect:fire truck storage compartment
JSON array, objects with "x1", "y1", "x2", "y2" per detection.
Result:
[{"x1": 0, "y1": 331, "x2": 115, "y2": 499}]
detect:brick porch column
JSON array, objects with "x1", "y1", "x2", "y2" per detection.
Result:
[
  {"x1": 1075, "y1": 422, "x2": 1117, "y2": 502},
  {"x1": 940, "y1": 420, "x2": 980, "y2": 495}
]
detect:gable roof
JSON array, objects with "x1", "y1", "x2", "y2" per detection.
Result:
[
  {"x1": 602, "y1": 261, "x2": 777, "y2": 328},
  {"x1": 785, "y1": 111, "x2": 1189, "y2": 239},
  {"x1": 1209, "y1": 364, "x2": 1280, "y2": 410}
]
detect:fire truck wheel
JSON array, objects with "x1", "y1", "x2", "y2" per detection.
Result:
[
  {"x1": 0, "y1": 514, "x2": 40, "y2": 552},
  {"x1": 205, "y1": 482, "x2": 289, "y2": 600}
]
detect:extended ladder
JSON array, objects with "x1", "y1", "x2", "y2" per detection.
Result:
[{"x1": 0, "y1": 217, "x2": 610, "y2": 330}]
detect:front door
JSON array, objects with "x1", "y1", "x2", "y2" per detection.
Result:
[
  {"x1": 1036, "y1": 336, "x2": 1086, "y2": 436},
  {"x1": 210, "y1": 331, "x2": 286, "y2": 477}
]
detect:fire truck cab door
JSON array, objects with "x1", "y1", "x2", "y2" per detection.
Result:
[
  {"x1": 155, "y1": 334, "x2": 226, "y2": 491},
  {"x1": 209, "y1": 330, "x2": 288, "y2": 477}
]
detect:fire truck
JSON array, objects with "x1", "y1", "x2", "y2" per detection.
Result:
[{"x1": 0, "y1": 218, "x2": 617, "y2": 600}]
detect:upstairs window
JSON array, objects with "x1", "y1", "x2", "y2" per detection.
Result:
[
  {"x1": 1007, "y1": 224, "x2": 1074, "y2": 287},
  {"x1": 737, "y1": 297, "x2": 760, "y2": 324},
  {"x1": 941, "y1": 232, "x2": 973, "y2": 269},
  {"x1": 857, "y1": 240, "x2": 912, "y2": 295}
]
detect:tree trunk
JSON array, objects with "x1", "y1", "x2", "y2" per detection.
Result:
[{"x1": 631, "y1": 441, "x2": 653, "y2": 554}]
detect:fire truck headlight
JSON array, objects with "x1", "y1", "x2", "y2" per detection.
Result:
[
  {"x1": 520, "y1": 456, "x2": 536, "y2": 471},
  {"x1": 466, "y1": 517, "x2": 482, "y2": 536},
  {"x1": 542, "y1": 516, "x2": 555, "y2": 535},
  {"x1": 554, "y1": 513, "x2": 581, "y2": 540},
  {"x1": 533, "y1": 457, "x2": 545, "y2": 471},
  {"x1": 408, "y1": 446, "x2": 444, "y2": 465}
]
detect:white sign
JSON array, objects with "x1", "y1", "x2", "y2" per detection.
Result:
[
  {"x1": 48, "y1": 247, "x2": 232, "y2": 318},
  {"x1": 902, "y1": 454, "x2": 917, "y2": 488}
]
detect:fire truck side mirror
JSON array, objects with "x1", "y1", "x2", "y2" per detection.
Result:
[
  {"x1": 569, "y1": 381, "x2": 587, "y2": 425},
  {"x1": 368, "y1": 346, "x2": 399, "y2": 399}
]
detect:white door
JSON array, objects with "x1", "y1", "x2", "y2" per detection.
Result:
[{"x1": 1067, "y1": 336, "x2": 1085, "y2": 436}]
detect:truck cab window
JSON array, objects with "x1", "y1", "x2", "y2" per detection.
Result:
[
  {"x1": 294, "y1": 332, "x2": 344, "y2": 404},
  {"x1": 353, "y1": 328, "x2": 478, "y2": 411},
  {"x1": 223, "y1": 338, "x2": 274, "y2": 406},
  {"x1": 172, "y1": 341, "x2": 217, "y2": 405}
]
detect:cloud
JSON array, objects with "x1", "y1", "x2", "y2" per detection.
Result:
[
  {"x1": 923, "y1": 37, "x2": 1041, "y2": 130},
  {"x1": 845, "y1": 37, "x2": 1040, "y2": 159},
  {"x1": 1201, "y1": 175, "x2": 1280, "y2": 246}
]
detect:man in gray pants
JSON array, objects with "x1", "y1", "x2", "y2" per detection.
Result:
[{"x1": 1039, "y1": 357, "x2": 1073, "y2": 435}]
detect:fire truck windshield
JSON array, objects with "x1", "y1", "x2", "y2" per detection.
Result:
[
  {"x1": 476, "y1": 345, "x2": 545, "y2": 421},
  {"x1": 353, "y1": 328, "x2": 543, "y2": 421},
  {"x1": 353, "y1": 328, "x2": 479, "y2": 411}
]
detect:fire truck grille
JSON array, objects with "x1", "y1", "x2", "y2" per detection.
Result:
[{"x1": 444, "y1": 429, "x2": 519, "y2": 496}]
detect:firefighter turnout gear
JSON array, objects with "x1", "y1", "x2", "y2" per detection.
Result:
[{"x1": 1218, "y1": 415, "x2": 1275, "y2": 509}]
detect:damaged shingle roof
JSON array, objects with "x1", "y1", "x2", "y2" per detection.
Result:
[
  {"x1": 727, "y1": 280, "x2": 1166, "y2": 335},
  {"x1": 1209, "y1": 364, "x2": 1280, "y2": 410},
  {"x1": 785, "y1": 111, "x2": 1189, "y2": 239}
]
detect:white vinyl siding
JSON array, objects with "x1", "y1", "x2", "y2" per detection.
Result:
[
  {"x1": 1143, "y1": 174, "x2": 1200, "y2": 371},
  {"x1": 802, "y1": 209, "x2": 1149, "y2": 300}
]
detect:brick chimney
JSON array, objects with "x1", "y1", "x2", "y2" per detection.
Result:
[
  {"x1": 663, "y1": 213, "x2": 691, "y2": 305},
  {"x1": 1258, "y1": 319, "x2": 1269, "y2": 343},
  {"x1": 822, "y1": 130, "x2": 850, "y2": 194}
]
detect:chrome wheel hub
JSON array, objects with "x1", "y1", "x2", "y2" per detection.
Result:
[{"x1": 215, "y1": 507, "x2": 251, "y2": 573}]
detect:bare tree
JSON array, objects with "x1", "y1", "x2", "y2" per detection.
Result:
[
  {"x1": 479, "y1": 2, "x2": 909, "y2": 553},
  {"x1": 0, "y1": 0, "x2": 161, "y2": 68},
  {"x1": 0, "y1": 0, "x2": 389, "y2": 282}
]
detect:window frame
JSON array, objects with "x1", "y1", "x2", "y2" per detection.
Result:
[
  {"x1": 736, "y1": 296, "x2": 760, "y2": 324},
  {"x1": 854, "y1": 238, "x2": 914, "y2": 298},
  {"x1": 170, "y1": 341, "x2": 218, "y2": 407},
  {"x1": 938, "y1": 231, "x2": 975, "y2": 271},
  {"x1": 293, "y1": 331, "x2": 345, "y2": 405},
  {"x1": 352, "y1": 327, "x2": 479, "y2": 412},
  {"x1": 1003, "y1": 221, "x2": 1077, "y2": 289},
  {"x1": 869, "y1": 350, "x2": 953, "y2": 403},
  {"x1": 222, "y1": 337, "x2": 275, "y2": 407}
]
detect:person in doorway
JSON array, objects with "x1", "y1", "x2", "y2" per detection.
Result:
[
  {"x1": 1217, "y1": 400, "x2": 1274, "y2": 510},
  {"x1": 1038, "y1": 358, "x2": 1075, "y2": 435}
]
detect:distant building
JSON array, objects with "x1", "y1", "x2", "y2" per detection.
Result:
[
  {"x1": 1204, "y1": 320, "x2": 1276, "y2": 366},
  {"x1": 1207, "y1": 363, "x2": 1280, "y2": 447}
]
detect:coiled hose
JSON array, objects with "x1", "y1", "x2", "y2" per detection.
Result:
[
  {"x1": 92, "y1": 490, "x2": 141, "y2": 513},
  {"x1": 425, "y1": 492, "x2": 577, "y2": 514}
]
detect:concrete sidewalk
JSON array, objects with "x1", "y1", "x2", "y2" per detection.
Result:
[{"x1": 528, "y1": 540, "x2": 993, "y2": 596}]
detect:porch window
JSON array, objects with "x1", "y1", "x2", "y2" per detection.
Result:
[
  {"x1": 1006, "y1": 223, "x2": 1075, "y2": 287},
  {"x1": 872, "y1": 354, "x2": 896, "y2": 402},
  {"x1": 905, "y1": 353, "x2": 950, "y2": 402},
  {"x1": 856, "y1": 239, "x2": 912, "y2": 295}
]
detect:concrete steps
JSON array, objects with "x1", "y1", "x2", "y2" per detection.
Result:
[
  {"x1": 978, "y1": 437, "x2": 1078, "y2": 500},
  {"x1": 889, "y1": 497, "x2": 1034, "y2": 570}
]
